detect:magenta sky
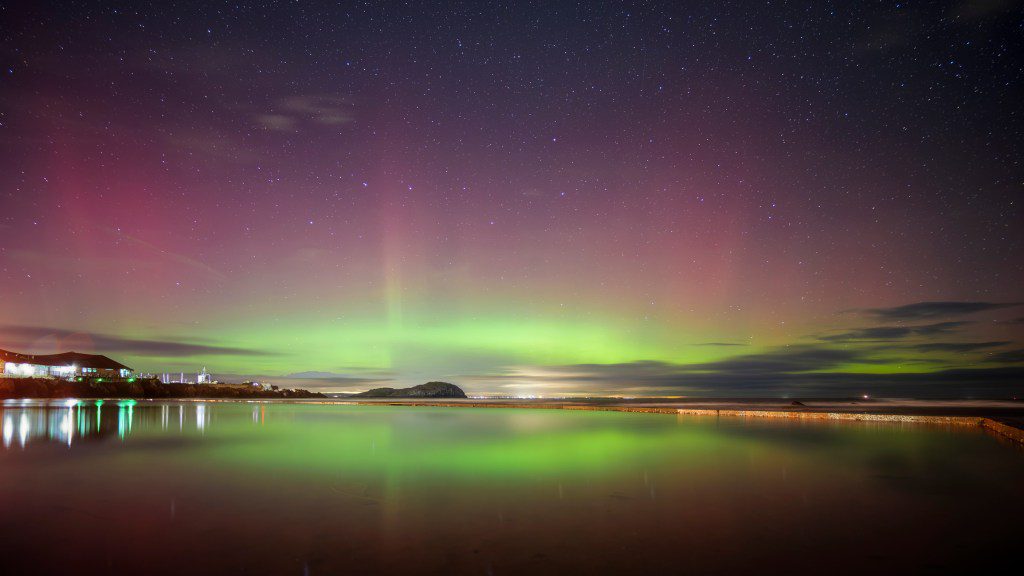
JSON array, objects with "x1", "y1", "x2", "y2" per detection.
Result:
[{"x1": 1, "y1": 1, "x2": 1023, "y2": 396}]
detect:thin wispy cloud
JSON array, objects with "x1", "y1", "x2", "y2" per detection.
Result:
[
  {"x1": 467, "y1": 356, "x2": 1024, "y2": 398},
  {"x1": 257, "y1": 95, "x2": 353, "y2": 132},
  {"x1": 983, "y1": 349, "x2": 1024, "y2": 364},
  {"x1": 819, "y1": 321, "x2": 969, "y2": 342},
  {"x1": 907, "y1": 341, "x2": 1010, "y2": 353},
  {"x1": 860, "y1": 301, "x2": 1021, "y2": 321},
  {"x1": 0, "y1": 325, "x2": 275, "y2": 358}
]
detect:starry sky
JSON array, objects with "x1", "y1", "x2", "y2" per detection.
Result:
[{"x1": 1, "y1": 1, "x2": 1022, "y2": 396}]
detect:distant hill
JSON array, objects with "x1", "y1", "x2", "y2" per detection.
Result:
[{"x1": 353, "y1": 381, "x2": 466, "y2": 399}]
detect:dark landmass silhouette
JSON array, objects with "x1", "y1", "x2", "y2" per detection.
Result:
[
  {"x1": 353, "y1": 381, "x2": 467, "y2": 398},
  {"x1": 0, "y1": 377, "x2": 324, "y2": 399}
]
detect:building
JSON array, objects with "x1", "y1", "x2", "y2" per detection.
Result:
[
  {"x1": 0, "y1": 349, "x2": 133, "y2": 380},
  {"x1": 197, "y1": 367, "x2": 212, "y2": 384}
]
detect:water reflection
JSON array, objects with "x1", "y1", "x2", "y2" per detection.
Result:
[
  {"x1": 0, "y1": 400, "x2": 218, "y2": 447},
  {"x1": 0, "y1": 402, "x2": 1022, "y2": 575},
  {"x1": 196, "y1": 403, "x2": 207, "y2": 432}
]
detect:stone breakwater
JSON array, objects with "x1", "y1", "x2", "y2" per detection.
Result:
[
  {"x1": 982, "y1": 419, "x2": 1024, "y2": 446},
  {"x1": 674, "y1": 408, "x2": 985, "y2": 425},
  {"x1": 326, "y1": 400, "x2": 1024, "y2": 447},
  {"x1": 674, "y1": 408, "x2": 1024, "y2": 448}
]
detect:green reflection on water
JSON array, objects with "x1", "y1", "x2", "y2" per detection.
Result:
[
  {"x1": 1, "y1": 402, "x2": 1023, "y2": 576},
  {"x1": 203, "y1": 409, "x2": 744, "y2": 478},
  {"x1": 1, "y1": 401, "x2": 1018, "y2": 487}
]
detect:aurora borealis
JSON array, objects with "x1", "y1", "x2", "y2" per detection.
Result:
[{"x1": 1, "y1": 1, "x2": 1022, "y2": 396}]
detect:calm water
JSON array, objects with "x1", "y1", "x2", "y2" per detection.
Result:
[{"x1": 1, "y1": 400, "x2": 1022, "y2": 575}]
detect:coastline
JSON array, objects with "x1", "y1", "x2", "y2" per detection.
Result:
[
  {"x1": 0, "y1": 377, "x2": 324, "y2": 400},
  {"x1": 4, "y1": 391, "x2": 1022, "y2": 447}
]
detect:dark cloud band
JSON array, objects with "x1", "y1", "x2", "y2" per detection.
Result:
[
  {"x1": 0, "y1": 325, "x2": 275, "y2": 358},
  {"x1": 860, "y1": 301, "x2": 1021, "y2": 321},
  {"x1": 820, "y1": 321, "x2": 968, "y2": 342}
]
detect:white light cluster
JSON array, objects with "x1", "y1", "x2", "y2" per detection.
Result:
[{"x1": 4, "y1": 362, "x2": 36, "y2": 377}]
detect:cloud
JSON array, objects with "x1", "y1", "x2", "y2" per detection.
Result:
[
  {"x1": 257, "y1": 114, "x2": 296, "y2": 131},
  {"x1": 983, "y1": 349, "x2": 1024, "y2": 364},
  {"x1": 482, "y1": 346, "x2": 875, "y2": 388},
  {"x1": 907, "y1": 341, "x2": 1010, "y2": 353},
  {"x1": 467, "y1": 345, "x2": 880, "y2": 390},
  {"x1": 0, "y1": 325, "x2": 275, "y2": 358},
  {"x1": 477, "y1": 358, "x2": 1024, "y2": 398},
  {"x1": 672, "y1": 346, "x2": 879, "y2": 373},
  {"x1": 257, "y1": 95, "x2": 353, "y2": 132},
  {"x1": 460, "y1": 342, "x2": 1024, "y2": 398},
  {"x1": 695, "y1": 342, "x2": 748, "y2": 347},
  {"x1": 819, "y1": 321, "x2": 968, "y2": 342},
  {"x1": 860, "y1": 301, "x2": 1021, "y2": 321}
]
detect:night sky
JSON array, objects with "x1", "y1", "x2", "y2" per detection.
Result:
[{"x1": 1, "y1": 1, "x2": 1022, "y2": 396}]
